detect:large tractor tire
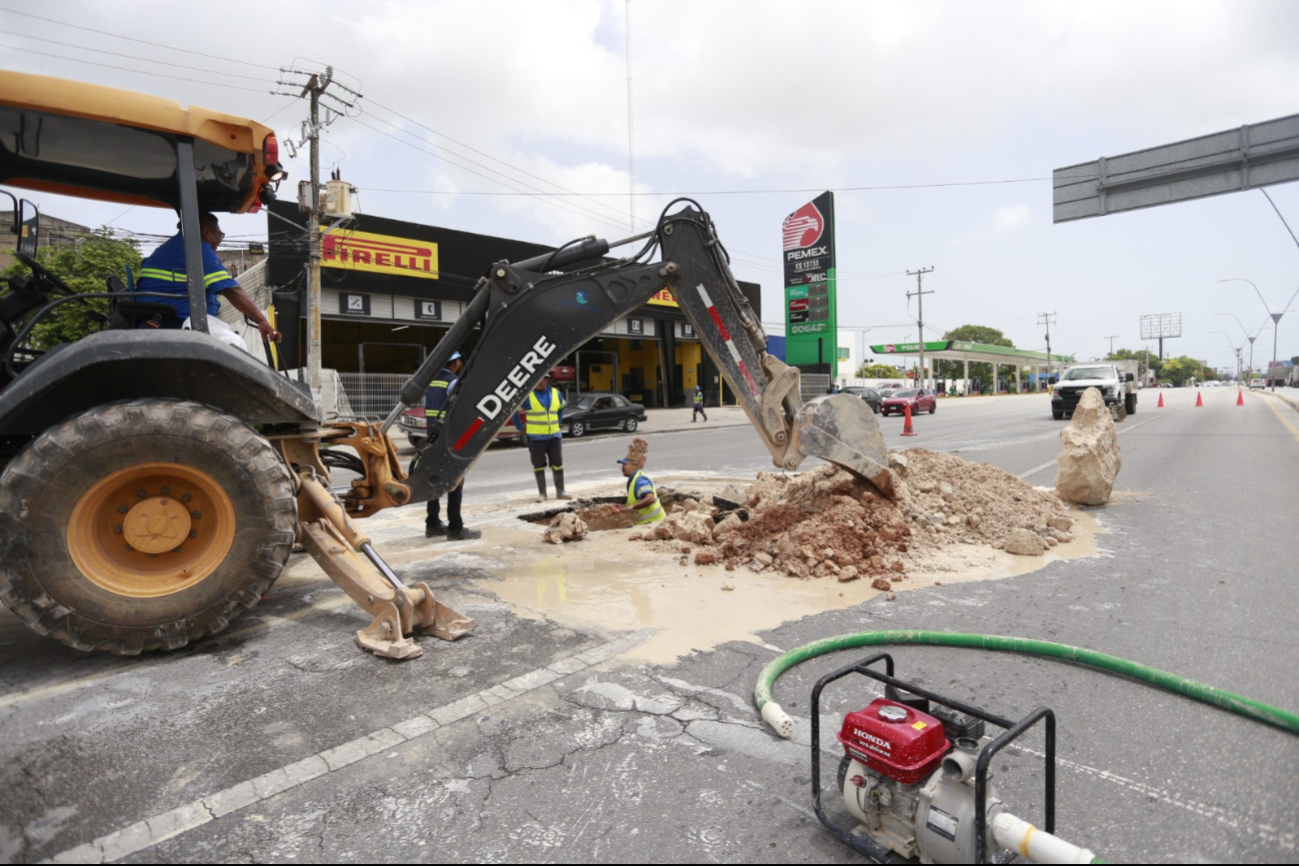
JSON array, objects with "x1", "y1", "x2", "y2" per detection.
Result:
[{"x1": 0, "y1": 399, "x2": 297, "y2": 655}]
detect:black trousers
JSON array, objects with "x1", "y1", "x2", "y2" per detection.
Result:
[
  {"x1": 693, "y1": 403, "x2": 707, "y2": 421},
  {"x1": 528, "y1": 437, "x2": 563, "y2": 471},
  {"x1": 426, "y1": 481, "x2": 464, "y2": 530}
]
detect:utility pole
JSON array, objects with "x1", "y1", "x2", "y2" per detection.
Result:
[
  {"x1": 304, "y1": 70, "x2": 329, "y2": 393},
  {"x1": 1038, "y1": 312, "x2": 1057, "y2": 386},
  {"x1": 1104, "y1": 334, "x2": 1118, "y2": 357},
  {"x1": 278, "y1": 66, "x2": 359, "y2": 395},
  {"x1": 907, "y1": 267, "x2": 934, "y2": 391}
]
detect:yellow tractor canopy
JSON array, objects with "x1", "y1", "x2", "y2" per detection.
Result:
[{"x1": 0, "y1": 70, "x2": 280, "y2": 214}]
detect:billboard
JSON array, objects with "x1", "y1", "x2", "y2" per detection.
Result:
[{"x1": 782, "y1": 191, "x2": 837, "y2": 375}]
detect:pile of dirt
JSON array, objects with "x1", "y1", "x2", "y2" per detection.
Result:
[{"x1": 625, "y1": 448, "x2": 1075, "y2": 582}]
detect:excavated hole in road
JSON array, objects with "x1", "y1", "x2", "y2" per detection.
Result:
[{"x1": 520, "y1": 491, "x2": 699, "y2": 532}]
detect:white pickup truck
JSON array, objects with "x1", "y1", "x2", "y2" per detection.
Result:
[{"x1": 1051, "y1": 361, "x2": 1139, "y2": 420}]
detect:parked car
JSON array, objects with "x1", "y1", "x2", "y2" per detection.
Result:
[
  {"x1": 563, "y1": 393, "x2": 646, "y2": 437},
  {"x1": 840, "y1": 386, "x2": 882, "y2": 414},
  {"x1": 880, "y1": 388, "x2": 937, "y2": 416},
  {"x1": 398, "y1": 407, "x2": 523, "y2": 448}
]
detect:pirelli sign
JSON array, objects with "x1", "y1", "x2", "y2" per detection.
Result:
[{"x1": 321, "y1": 229, "x2": 439, "y2": 280}]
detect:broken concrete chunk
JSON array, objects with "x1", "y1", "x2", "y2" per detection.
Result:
[
  {"x1": 543, "y1": 512, "x2": 588, "y2": 544},
  {"x1": 1004, "y1": 527, "x2": 1044, "y2": 556},
  {"x1": 1055, "y1": 388, "x2": 1121, "y2": 506}
]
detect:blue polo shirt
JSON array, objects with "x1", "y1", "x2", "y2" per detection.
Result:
[{"x1": 136, "y1": 233, "x2": 240, "y2": 318}]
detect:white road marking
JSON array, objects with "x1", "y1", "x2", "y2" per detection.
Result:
[
  {"x1": 1016, "y1": 414, "x2": 1167, "y2": 480},
  {"x1": 43, "y1": 629, "x2": 657, "y2": 864}
]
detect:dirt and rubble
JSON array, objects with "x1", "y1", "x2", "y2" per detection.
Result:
[{"x1": 542, "y1": 448, "x2": 1077, "y2": 584}]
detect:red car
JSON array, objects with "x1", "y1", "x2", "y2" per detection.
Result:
[{"x1": 880, "y1": 388, "x2": 937, "y2": 417}]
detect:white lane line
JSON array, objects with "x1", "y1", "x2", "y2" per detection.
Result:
[
  {"x1": 44, "y1": 628, "x2": 657, "y2": 864},
  {"x1": 1008, "y1": 744, "x2": 1295, "y2": 853},
  {"x1": 1016, "y1": 414, "x2": 1167, "y2": 480}
]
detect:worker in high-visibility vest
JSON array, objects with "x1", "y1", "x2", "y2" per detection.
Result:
[
  {"x1": 692, "y1": 385, "x2": 707, "y2": 422},
  {"x1": 423, "y1": 350, "x2": 481, "y2": 540},
  {"x1": 515, "y1": 371, "x2": 569, "y2": 501},
  {"x1": 616, "y1": 456, "x2": 665, "y2": 525}
]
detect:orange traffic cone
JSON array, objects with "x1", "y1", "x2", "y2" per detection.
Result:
[
  {"x1": 1237, "y1": 389, "x2": 1245, "y2": 406},
  {"x1": 1195, "y1": 391, "x2": 1203, "y2": 407},
  {"x1": 1157, "y1": 392, "x2": 1165, "y2": 408},
  {"x1": 901, "y1": 402, "x2": 917, "y2": 436}
]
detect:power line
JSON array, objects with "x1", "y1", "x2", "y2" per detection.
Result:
[
  {"x1": 358, "y1": 176, "x2": 1054, "y2": 196},
  {"x1": 4, "y1": 30, "x2": 278, "y2": 84},
  {"x1": 0, "y1": 42, "x2": 274, "y2": 94},
  {"x1": 0, "y1": 7, "x2": 280, "y2": 70}
]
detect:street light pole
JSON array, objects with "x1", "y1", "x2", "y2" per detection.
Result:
[{"x1": 1218, "y1": 278, "x2": 1299, "y2": 390}]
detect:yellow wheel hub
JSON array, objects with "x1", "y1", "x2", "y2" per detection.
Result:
[{"x1": 67, "y1": 463, "x2": 236, "y2": 598}]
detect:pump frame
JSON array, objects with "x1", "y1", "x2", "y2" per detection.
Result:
[{"x1": 809, "y1": 652, "x2": 1057, "y2": 864}]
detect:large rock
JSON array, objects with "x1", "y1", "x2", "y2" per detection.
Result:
[
  {"x1": 1004, "y1": 528, "x2": 1045, "y2": 556},
  {"x1": 1055, "y1": 388, "x2": 1121, "y2": 505},
  {"x1": 543, "y1": 512, "x2": 588, "y2": 544},
  {"x1": 666, "y1": 511, "x2": 714, "y2": 545}
]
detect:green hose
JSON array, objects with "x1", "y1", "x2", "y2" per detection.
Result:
[{"x1": 754, "y1": 630, "x2": 1299, "y2": 737}]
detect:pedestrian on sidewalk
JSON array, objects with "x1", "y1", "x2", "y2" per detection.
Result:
[
  {"x1": 515, "y1": 371, "x2": 569, "y2": 501},
  {"x1": 692, "y1": 385, "x2": 708, "y2": 422},
  {"x1": 423, "y1": 351, "x2": 481, "y2": 540}
]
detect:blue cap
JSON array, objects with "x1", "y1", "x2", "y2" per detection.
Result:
[{"x1": 617, "y1": 459, "x2": 630, "y2": 464}]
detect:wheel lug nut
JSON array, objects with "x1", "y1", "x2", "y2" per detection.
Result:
[
  {"x1": 113, "y1": 525, "x2": 123, "y2": 534},
  {"x1": 125, "y1": 543, "x2": 134, "y2": 551},
  {"x1": 188, "y1": 530, "x2": 198, "y2": 539},
  {"x1": 161, "y1": 485, "x2": 171, "y2": 495},
  {"x1": 191, "y1": 510, "x2": 202, "y2": 519},
  {"x1": 117, "y1": 505, "x2": 129, "y2": 514},
  {"x1": 181, "y1": 493, "x2": 192, "y2": 503},
  {"x1": 136, "y1": 489, "x2": 147, "y2": 499}
]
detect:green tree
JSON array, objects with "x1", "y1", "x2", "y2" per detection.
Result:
[
  {"x1": 1160, "y1": 355, "x2": 1203, "y2": 386},
  {"x1": 857, "y1": 363, "x2": 903, "y2": 378},
  {"x1": 1, "y1": 228, "x2": 141, "y2": 350},
  {"x1": 938, "y1": 324, "x2": 1018, "y2": 386},
  {"x1": 1106, "y1": 347, "x2": 1161, "y2": 381}
]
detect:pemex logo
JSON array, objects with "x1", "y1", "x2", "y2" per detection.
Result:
[{"x1": 782, "y1": 202, "x2": 824, "y2": 251}]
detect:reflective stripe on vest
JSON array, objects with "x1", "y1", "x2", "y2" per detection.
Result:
[
  {"x1": 426, "y1": 378, "x2": 451, "y2": 419},
  {"x1": 627, "y1": 470, "x2": 665, "y2": 525},
  {"x1": 694, "y1": 391, "x2": 703, "y2": 406},
  {"x1": 525, "y1": 389, "x2": 563, "y2": 436},
  {"x1": 137, "y1": 267, "x2": 232, "y2": 288}
]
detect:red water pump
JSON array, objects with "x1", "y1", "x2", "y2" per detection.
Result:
[{"x1": 812, "y1": 653, "x2": 1096, "y2": 864}]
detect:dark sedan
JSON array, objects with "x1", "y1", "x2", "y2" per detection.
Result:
[
  {"x1": 840, "y1": 386, "x2": 882, "y2": 414},
  {"x1": 880, "y1": 388, "x2": 937, "y2": 416},
  {"x1": 564, "y1": 393, "x2": 646, "y2": 438}
]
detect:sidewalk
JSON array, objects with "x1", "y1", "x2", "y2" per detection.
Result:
[{"x1": 638, "y1": 404, "x2": 752, "y2": 435}]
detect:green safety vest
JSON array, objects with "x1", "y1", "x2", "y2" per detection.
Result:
[
  {"x1": 525, "y1": 388, "x2": 564, "y2": 436},
  {"x1": 693, "y1": 390, "x2": 703, "y2": 406},
  {"x1": 626, "y1": 470, "x2": 665, "y2": 525}
]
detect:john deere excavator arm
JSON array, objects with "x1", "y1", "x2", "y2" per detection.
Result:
[
  {"x1": 387, "y1": 200, "x2": 894, "y2": 506},
  {"x1": 291, "y1": 201, "x2": 893, "y2": 661}
]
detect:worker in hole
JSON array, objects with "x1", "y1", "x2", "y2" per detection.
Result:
[{"x1": 615, "y1": 453, "x2": 665, "y2": 525}]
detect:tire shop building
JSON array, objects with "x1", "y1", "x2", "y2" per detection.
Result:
[{"x1": 265, "y1": 202, "x2": 761, "y2": 408}]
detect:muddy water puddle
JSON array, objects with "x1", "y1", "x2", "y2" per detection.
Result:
[{"x1": 482, "y1": 476, "x2": 1103, "y2": 664}]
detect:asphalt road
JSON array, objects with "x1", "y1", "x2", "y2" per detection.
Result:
[{"x1": 1, "y1": 388, "x2": 1296, "y2": 863}]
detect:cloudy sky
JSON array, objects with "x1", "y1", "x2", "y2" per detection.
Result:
[{"x1": 4, "y1": 0, "x2": 1299, "y2": 373}]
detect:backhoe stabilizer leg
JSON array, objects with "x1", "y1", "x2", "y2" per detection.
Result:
[
  {"x1": 792, "y1": 394, "x2": 896, "y2": 500},
  {"x1": 296, "y1": 474, "x2": 475, "y2": 660}
]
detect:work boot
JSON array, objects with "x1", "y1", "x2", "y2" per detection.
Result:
[
  {"x1": 447, "y1": 526, "x2": 482, "y2": 541},
  {"x1": 554, "y1": 469, "x2": 571, "y2": 500},
  {"x1": 425, "y1": 522, "x2": 448, "y2": 538},
  {"x1": 535, "y1": 471, "x2": 548, "y2": 502}
]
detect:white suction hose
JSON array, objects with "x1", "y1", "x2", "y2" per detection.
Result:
[{"x1": 992, "y1": 812, "x2": 1098, "y2": 864}]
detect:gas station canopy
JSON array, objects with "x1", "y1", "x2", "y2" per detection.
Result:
[{"x1": 869, "y1": 340, "x2": 1075, "y2": 367}]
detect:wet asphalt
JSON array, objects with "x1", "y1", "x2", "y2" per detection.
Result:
[{"x1": 1, "y1": 388, "x2": 1296, "y2": 863}]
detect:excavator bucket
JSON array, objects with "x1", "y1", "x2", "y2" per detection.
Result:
[{"x1": 794, "y1": 394, "x2": 896, "y2": 500}]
